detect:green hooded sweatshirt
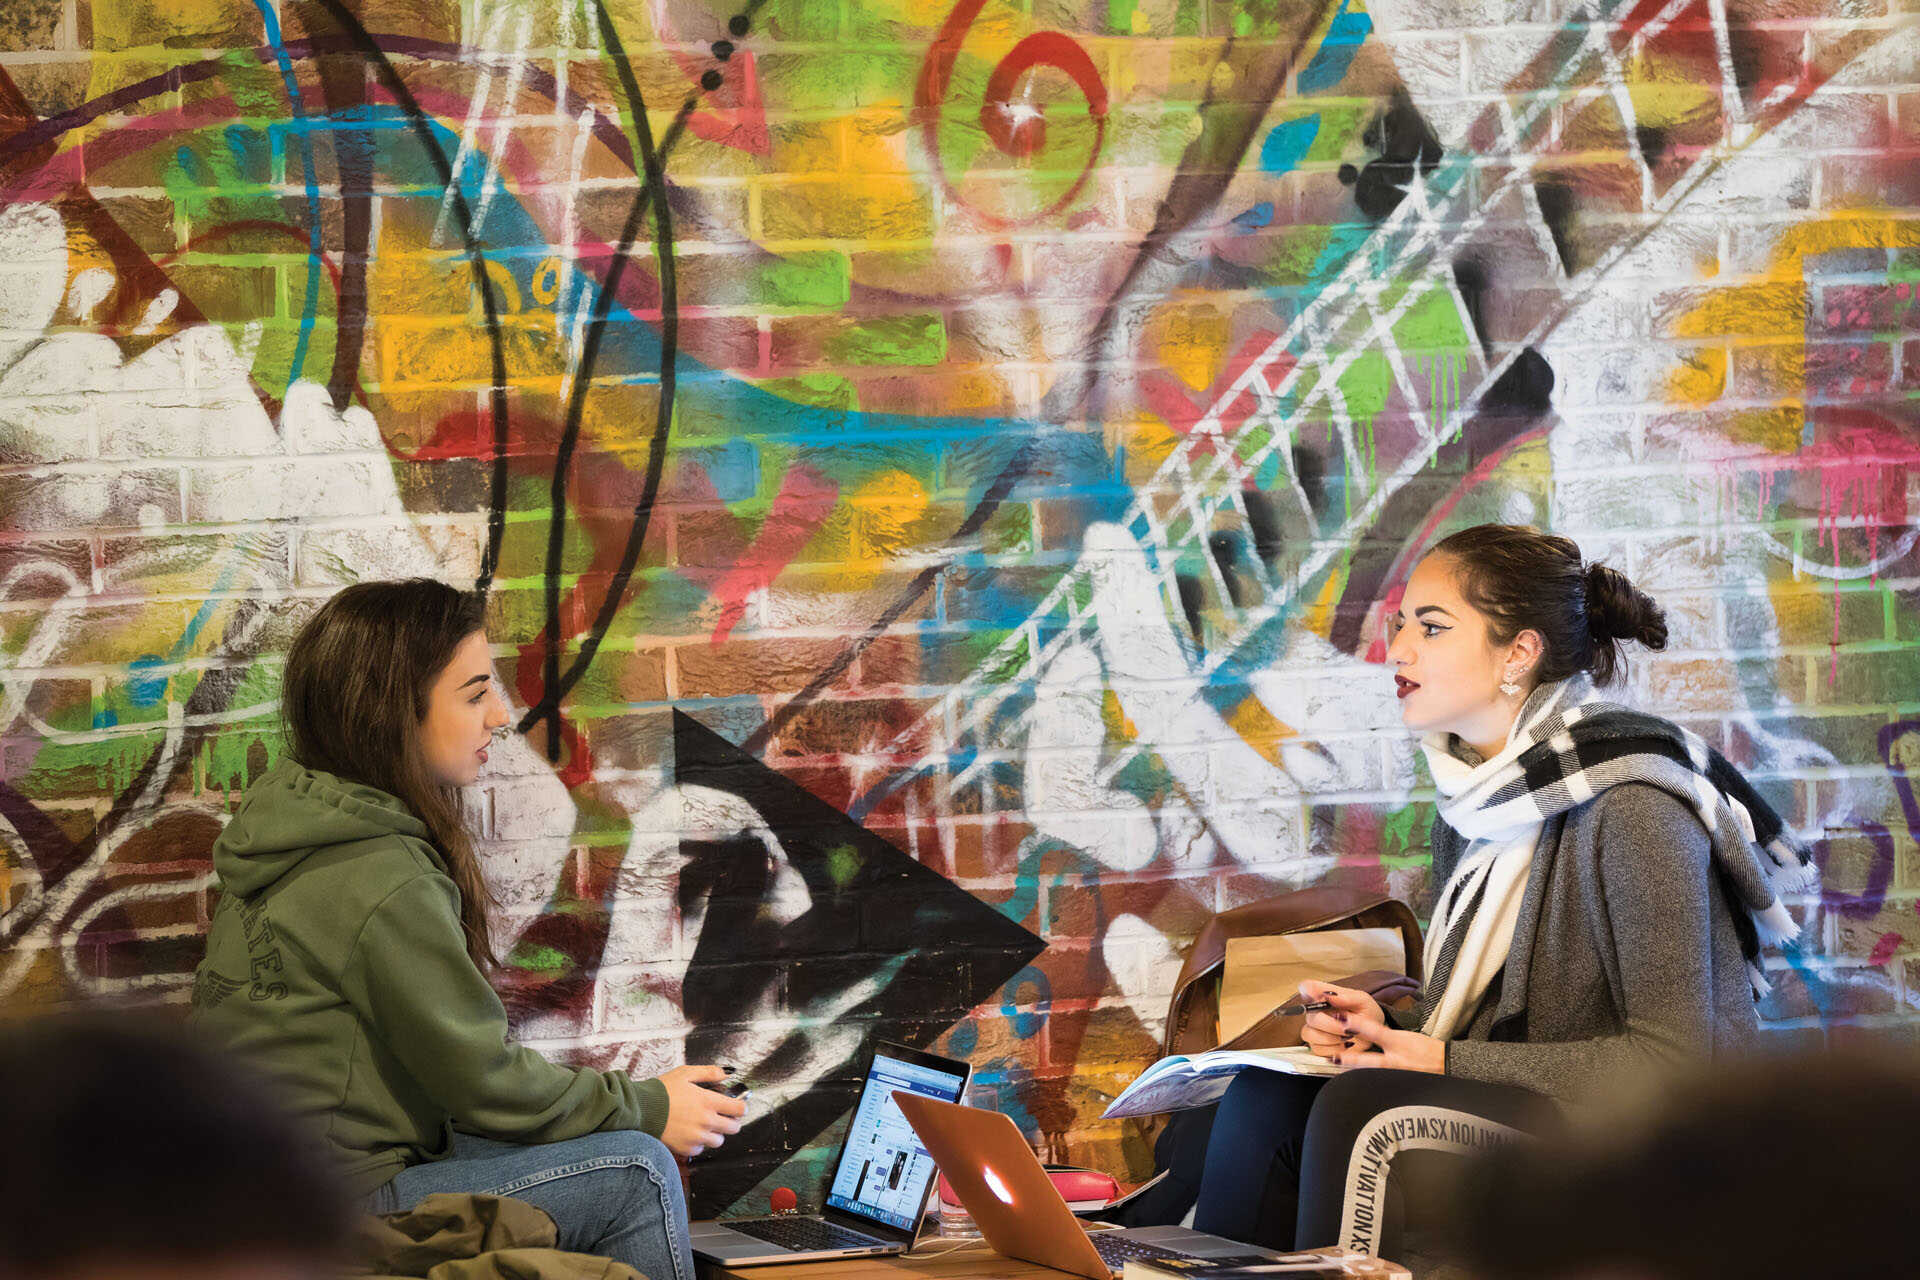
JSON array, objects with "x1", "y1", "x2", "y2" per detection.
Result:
[{"x1": 190, "y1": 760, "x2": 668, "y2": 1198}]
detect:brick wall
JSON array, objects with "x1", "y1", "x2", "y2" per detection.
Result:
[{"x1": 2, "y1": 0, "x2": 1916, "y2": 1216}]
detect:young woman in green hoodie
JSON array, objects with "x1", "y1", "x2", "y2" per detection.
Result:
[{"x1": 192, "y1": 579, "x2": 744, "y2": 1280}]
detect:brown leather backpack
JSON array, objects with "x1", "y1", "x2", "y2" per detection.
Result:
[{"x1": 1163, "y1": 886, "x2": 1425, "y2": 1057}]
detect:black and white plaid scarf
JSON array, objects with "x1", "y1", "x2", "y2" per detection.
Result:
[{"x1": 1422, "y1": 676, "x2": 1817, "y2": 1013}]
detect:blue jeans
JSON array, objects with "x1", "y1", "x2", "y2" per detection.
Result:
[{"x1": 364, "y1": 1130, "x2": 693, "y2": 1280}]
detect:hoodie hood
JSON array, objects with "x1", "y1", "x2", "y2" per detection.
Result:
[{"x1": 213, "y1": 759, "x2": 431, "y2": 897}]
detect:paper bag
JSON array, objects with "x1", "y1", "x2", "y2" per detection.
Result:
[{"x1": 1218, "y1": 928, "x2": 1408, "y2": 1045}]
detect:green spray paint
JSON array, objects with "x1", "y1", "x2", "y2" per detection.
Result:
[
  {"x1": 826, "y1": 842, "x2": 862, "y2": 886},
  {"x1": 1424, "y1": 353, "x2": 1462, "y2": 438},
  {"x1": 1254, "y1": 225, "x2": 1335, "y2": 288},
  {"x1": 508, "y1": 944, "x2": 574, "y2": 974},
  {"x1": 1335, "y1": 348, "x2": 1392, "y2": 509},
  {"x1": 1235, "y1": 421, "x2": 1275, "y2": 470},
  {"x1": 1376, "y1": 802, "x2": 1434, "y2": 869},
  {"x1": 761, "y1": 252, "x2": 852, "y2": 309},
  {"x1": 24, "y1": 730, "x2": 167, "y2": 800},
  {"x1": 1382, "y1": 283, "x2": 1471, "y2": 439},
  {"x1": 1070, "y1": 577, "x2": 1094, "y2": 615},
  {"x1": 824, "y1": 314, "x2": 946, "y2": 367},
  {"x1": 1391, "y1": 283, "x2": 1469, "y2": 350},
  {"x1": 196, "y1": 662, "x2": 287, "y2": 793},
  {"x1": 984, "y1": 631, "x2": 1033, "y2": 684}
]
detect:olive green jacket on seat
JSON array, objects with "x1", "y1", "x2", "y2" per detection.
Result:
[
  {"x1": 191, "y1": 760, "x2": 667, "y2": 1198},
  {"x1": 356, "y1": 1193, "x2": 644, "y2": 1280}
]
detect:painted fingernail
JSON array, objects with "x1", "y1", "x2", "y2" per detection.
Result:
[{"x1": 1336, "y1": 1012, "x2": 1349, "y2": 1026}]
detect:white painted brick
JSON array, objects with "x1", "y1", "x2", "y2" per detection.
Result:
[
  {"x1": 1462, "y1": 26, "x2": 1561, "y2": 94},
  {"x1": 1655, "y1": 592, "x2": 1722, "y2": 652},
  {"x1": 7, "y1": 466, "x2": 182, "y2": 531},
  {"x1": 666, "y1": 783, "x2": 768, "y2": 840},
  {"x1": 1548, "y1": 344, "x2": 1673, "y2": 409},
  {"x1": 1634, "y1": 535, "x2": 1749, "y2": 594},
  {"x1": 98, "y1": 389, "x2": 279, "y2": 460},
  {"x1": 0, "y1": 387, "x2": 96, "y2": 464},
  {"x1": 1381, "y1": 33, "x2": 1466, "y2": 98},
  {"x1": 1721, "y1": 219, "x2": 1811, "y2": 277},
  {"x1": 1554, "y1": 470, "x2": 1711, "y2": 527},
  {"x1": 1099, "y1": 914, "x2": 1184, "y2": 1005},
  {"x1": 510, "y1": 1003, "x2": 595, "y2": 1045},
  {"x1": 293, "y1": 520, "x2": 476, "y2": 585},
  {"x1": 184, "y1": 459, "x2": 391, "y2": 523},
  {"x1": 474, "y1": 837, "x2": 569, "y2": 914},
  {"x1": 488, "y1": 771, "x2": 579, "y2": 841},
  {"x1": 1543, "y1": 285, "x2": 1647, "y2": 344},
  {"x1": 1543, "y1": 409, "x2": 1638, "y2": 468},
  {"x1": 1682, "y1": 157, "x2": 1821, "y2": 219},
  {"x1": 281, "y1": 381, "x2": 388, "y2": 454},
  {"x1": 0, "y1": 204, "x2": 69, "y2": 377},
  {"x1": 597, "y1": 970, "x2": 701, "y2": 1035},
  {"x1": 1602, "y1": 219, "x2": 1723, "y2": 285},
  {"x1": 119, "y1": 324, "x2": 266, "y2": 403},
  {"x1": 1572, "y1": 531, "x2": 1638, "y2": 576},
  {"x1": 600, "y1": 888, "x2": 678, "y2": 966}
]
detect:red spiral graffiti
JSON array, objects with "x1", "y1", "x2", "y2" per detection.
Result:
[{"x1": 915, "y1": 0, "x2": 1109, "y2": 226}]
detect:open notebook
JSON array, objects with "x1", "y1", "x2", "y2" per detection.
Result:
[{"x1": 1101, "y1": 1046, "x2": 1344, "y2": 1120}]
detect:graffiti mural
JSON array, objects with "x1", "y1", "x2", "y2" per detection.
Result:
[{"x1": 2, "y1": 0, "x2": 1916, "y2": 1212}]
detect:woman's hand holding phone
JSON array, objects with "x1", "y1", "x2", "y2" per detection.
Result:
[{"x1": 659, "y1": 1064, "x2": 749, "y2": 1158}]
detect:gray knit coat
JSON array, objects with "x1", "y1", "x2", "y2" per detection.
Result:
[{"x1": 1413, "y1": 782, "x2": 1761, "y2": 1104}]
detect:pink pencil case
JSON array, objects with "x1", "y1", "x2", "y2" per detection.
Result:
[{"x1": 938, "y1": 1165, "x2": 1120, "y2": 1213}]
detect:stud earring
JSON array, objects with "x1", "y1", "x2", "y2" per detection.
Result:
[{"x1": 1500, "y1": 677, "x2": 1522, "y2": 697}]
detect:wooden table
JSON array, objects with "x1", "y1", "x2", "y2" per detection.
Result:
[{"x1": 695, "y1": 1234, "x2": 1411, "y2": 1280}]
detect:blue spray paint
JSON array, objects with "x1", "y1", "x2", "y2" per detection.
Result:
[{"x1": 249, "y1": 0, "x2": 325, "y2": 391}]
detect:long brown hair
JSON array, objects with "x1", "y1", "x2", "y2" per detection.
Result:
[{"x1": 281, "y1": 579, "x2": 499, "y2": 969}]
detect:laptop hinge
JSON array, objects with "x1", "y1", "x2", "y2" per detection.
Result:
[{"x1": 819, "y1": 1204, "x2": 914, "y2": 1243}]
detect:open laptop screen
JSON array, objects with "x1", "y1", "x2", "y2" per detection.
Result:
[{"x1": 823, "y1": 1049, "x2": 968, "y2": 1231}]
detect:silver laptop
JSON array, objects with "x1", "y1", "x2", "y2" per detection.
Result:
[
  {"x1": 690, "y1": 1041, "x2": 971, "y2": 1265},
  {"x1": 895, "y1": 1091, "x2": 1296, "y2": 1280}
]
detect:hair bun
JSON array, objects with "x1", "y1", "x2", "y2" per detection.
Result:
[
  {"x1": 1585, "y1": 562, "x2": 1668, "y2": 653},
  {"x1": 1583, "y1": 563, "x2": 1613, "y2": 641}
]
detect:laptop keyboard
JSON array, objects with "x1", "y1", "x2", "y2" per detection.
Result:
[
  {"x1": 1090, "y1": 1234, "x2": 1199, "y2": 1272},
  {"x1": 728, "y1": 1217, "x2": 890, "y2": 1253}
]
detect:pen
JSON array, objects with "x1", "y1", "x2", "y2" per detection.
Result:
[{"x1": 1275, "y1": 998, "x2": 1335, "y2": 1018}]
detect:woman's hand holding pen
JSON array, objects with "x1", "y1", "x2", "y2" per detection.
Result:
[
  {"x1": 1296, "y1": 980, "x2": 1444, "y2": 1075},
  {"x1": 660, "y1": 1064, "x2": 749, "y2": 1158},
  {"x1": 1296, "y1": 979, "x2": 1383, "y2": 1058}
]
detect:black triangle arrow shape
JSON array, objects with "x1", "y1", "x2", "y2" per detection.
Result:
[{"x1": 672, "y1": 709, "x2": 1045, "y2": 1216}]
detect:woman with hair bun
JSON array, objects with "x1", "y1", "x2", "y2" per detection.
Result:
[{"x1": 1187, "y1": 525, "x2": 1817, "y2": 1259}]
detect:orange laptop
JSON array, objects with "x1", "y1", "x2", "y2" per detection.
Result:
[{"x1": 895, "y1": 1093, "x2": 1306, "y2": 1280}]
